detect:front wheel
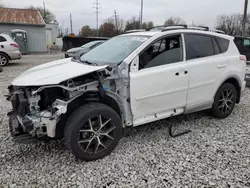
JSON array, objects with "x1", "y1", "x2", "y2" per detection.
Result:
[
  {"x1": 211, "y1": 83, "x2": 237, "y2": 119},
  {"x1": 64, "y1": 103, "x2": 123, "y2": 161}
]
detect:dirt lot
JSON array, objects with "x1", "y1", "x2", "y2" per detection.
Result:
[{"x1": 0, "y1": 54, "x2": 250, "y2": 187}]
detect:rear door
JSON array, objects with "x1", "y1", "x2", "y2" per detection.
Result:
[{"x1": 185, "y1": 34, "x2": 229, "y2": 111}]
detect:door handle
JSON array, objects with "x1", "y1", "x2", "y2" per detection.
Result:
[
  {"x1": 175, "y1": 72, "x2": 179, "y2": 76},
  {"x1": 184, "y1": 71, "x2": 188, "y2": 74},
  {"x1": 217, "y1": 64, "x2": 227, "y2": 68}
]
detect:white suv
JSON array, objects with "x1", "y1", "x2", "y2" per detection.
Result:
[
  {"x1": 7, "y1": 26, "x2": 246, "y2": 161},
  {"x1": 0, "y1": 33, "x2": 22, "y2": 66}
]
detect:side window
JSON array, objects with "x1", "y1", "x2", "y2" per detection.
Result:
[
  {"x1": 216, "y1": 37, "x2": 230, "y2": 53},
  {"x1": 243, "y1": 39, "x2": 250, "y2": 47},
  {"x1": 234, "y1": 38, "x2": 242, "y2": 46},
  {"x1": 0, "y1": 36, "x2": 6, "y2": 42},
  {"x1": 185, "y1": 34, "x2": 214, "y2": 60},
  {"x1": 139, "y1": 35, "x2": 182, "y2": 69},
  {"x1": 212, "y1": 37, "x2": 220, "y2": 55}
]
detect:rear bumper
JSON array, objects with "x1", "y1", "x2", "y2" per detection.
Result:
[{"x1": 8, "y1": 50, "x2": 22, "y2": 60}]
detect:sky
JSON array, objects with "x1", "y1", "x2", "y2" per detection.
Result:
[{"x1": 1, "y1": 0, "x2": 247, "y2": 34}]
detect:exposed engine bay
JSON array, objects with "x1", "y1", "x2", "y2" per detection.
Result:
[{"x1": 7, "y1": 71, "x2": 114, "y2": 140}]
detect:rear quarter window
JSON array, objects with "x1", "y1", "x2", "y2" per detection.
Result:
[
  {"x1": 216, "y1": 37, "x2": 230, "y2": 53},
  {"x1": 0, "y1": 36, "x2": 6, "y2": 42},
  {"x1": 234, "y1": 38, "x2": 242, "y2": 46}
]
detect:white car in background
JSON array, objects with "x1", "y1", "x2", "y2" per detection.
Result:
[
  {"x1": 7, "y1": 25, "x2": 246, "y2": 161},
  {"x1": 65, "y1": 40, "x2": 105, "y2": 58},
  {"x1": 0, "y1": 33, "x2": 22, "y2": 66}
]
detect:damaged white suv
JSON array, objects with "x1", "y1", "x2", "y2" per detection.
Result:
[{"x1": 7, "y1": 26, "x2": 246, "y2": 161}]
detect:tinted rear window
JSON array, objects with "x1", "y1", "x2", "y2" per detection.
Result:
[
  {"x1": 216, "y1": 37, "x2": 229, "y2": 53},
  {"x1": 185, "y1": 34, "x2": 214, "y2": 60},
  {"x1": 0, "y1": 36, "x2": 6, "y2": 42},
  {"x1": 234, "y1": 38, "x2": 242, "y2": 46},
  {"x1": 212, "y1": 37, "x2": 220, "y2": 55}
]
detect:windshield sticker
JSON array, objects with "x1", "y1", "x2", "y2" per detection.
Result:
[{"x1": 132, "y1": 37, "x2": 148, "y2": 42}]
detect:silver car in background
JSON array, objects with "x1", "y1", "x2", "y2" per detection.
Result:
[
  {"x1": 65, "y1": 40, "x2": 105, "y2": 58},
  {"x1": 0, "y1": 33, "x2": 22, "y2": 66}
]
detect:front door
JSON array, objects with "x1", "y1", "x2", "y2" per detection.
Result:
[{"x1": 130, "y1": 34, "x2": 189, "y2": 125}]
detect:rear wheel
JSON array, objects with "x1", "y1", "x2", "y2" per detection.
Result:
[
  {"x1": 64, "y1": 103, "x2": 123, "y2": 161},
  {"x1": 0, "y1": 54, "x2": 9, "y2": 66},
  {"x1": 211, "y1": 83, "x2": 237, "y2": 119}
]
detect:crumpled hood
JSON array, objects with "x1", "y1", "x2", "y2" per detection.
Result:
[
  {"x1": 67, "y1": 47, "x2": 86, "y2": 53},
  {"x1": 12, "y1": 58, "x2": 107, "y2": 86}
]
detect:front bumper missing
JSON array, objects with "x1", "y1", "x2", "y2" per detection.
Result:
[{"x1": 8, "y1": 99, "x2": 68, "y2": 141}]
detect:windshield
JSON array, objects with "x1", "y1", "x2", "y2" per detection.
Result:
[
  {"x1": 81, "y1": 41, "x2": 103, "y2": 48},
  {"x1": 80, "y1": 35, "x2": 150, "y2": 65}
]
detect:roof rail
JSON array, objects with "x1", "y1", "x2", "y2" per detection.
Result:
[
  {"x1": 125, "y1": 29, "x2": 146, "y2": 33},
  {"x1": 151, "y1": 25, "x2": 226, "y2": 34},
  {"x1": 209, "y1": 29, "x2": 225, "y2": 34},
  {"x1": 188, "y1": 26, "x2": 209, "y2": 31},
  {"x1": 161, "y1": 25, "x2": 188, "y2": 32},
  {"x1": 147, "y1": 24, "x2": 188, "y2": 31}
]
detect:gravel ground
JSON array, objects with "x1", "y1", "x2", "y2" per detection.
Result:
[{"x1": 0, "y1": 54, "x2": 250, "y2": 188}]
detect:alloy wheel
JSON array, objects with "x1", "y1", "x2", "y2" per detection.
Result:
[
  {"x1": 0, "y1": 55, "x2": 7, "y2": 66},
  {"x1": 78, "y1": 115, "x2": 116, "y2": 154},
  {"x1": 218, "y1": 88, "x2": 235, "y2": 113}
]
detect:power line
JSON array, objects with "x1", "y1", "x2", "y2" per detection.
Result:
[{"x1": 93, "y1": 0, "x2": 101, "y2": 37}]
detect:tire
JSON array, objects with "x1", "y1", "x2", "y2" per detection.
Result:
[
  {"x1": 211, "y1": 83, "x2": 237, "y2": 119},
  {"x1": 64, "y1": 103, "x2": 123, "y2": 161},
  {"x1": 0, "y1": 53, "x2": 9, "y2": 66}
]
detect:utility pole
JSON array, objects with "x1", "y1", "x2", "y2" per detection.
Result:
[
  {"x1": 140, "y1": 0, "x2": 143, "y2": 29},
  {"x1": 113, "y1": 10, "x2": 118, "y2": 33},
  {"x1": 70, "y1": 14, "x2": 73, "y2": 34},
  {"x1": 43, "y1": 1, "x2": 46, "y2": 23},
  {"x1": 93, "y1": 0, "x2": 101, "y2": 37},
  {"x1": 242, "y1": 0, "x2": 248, "y2": 36}
]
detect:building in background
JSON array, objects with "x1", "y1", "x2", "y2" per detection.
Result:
[
  {"x1": 46, "y1": 23, "x2": 59, "y2": 46},
  {"x1": 0, "y1": 7, "x2": 47, "y2": 53}
]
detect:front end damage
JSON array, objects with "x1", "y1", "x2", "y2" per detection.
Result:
[
  {"x1": 7, "y1": 66, "x2": 133, "y2": 143},
  {"x1": 7, "y1": 74, "x2": 100, "y2": 142}
]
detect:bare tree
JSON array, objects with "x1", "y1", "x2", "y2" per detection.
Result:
[
  {"x1": 141, "y1": 21, "x2": 154, "y2": 29},
  {"x1": 216, "y1": 14, "x2": 243, "y2": 35},
  {"x1": 99, "y1": 18, "x2": 116, "y2": 37},
  {"x1": 80, "y1": 25, "x2": 92, "y2": 37},
  {"x1": 0, "y1": 3, "x2": 4, "y2": 8},
  {"x1": 164, "y1": 17, "x2": 186, "y2": 26},
  {"x1": 125, "y1": 17, "x2": 141, "y2": 31},
  {"x1": 27, "y1": 6, "x2": 56, "y2": 24}
]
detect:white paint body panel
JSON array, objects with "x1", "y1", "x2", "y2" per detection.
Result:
[
  {"x1": 130, "y1": 61, "x2": 188, "y2": 121},
  {"x1": 12, "y1": 58, "x2": 107, "y2": 86},
  {"x1": 186, "y1": 53, "x2": 228, "y2": 107}
]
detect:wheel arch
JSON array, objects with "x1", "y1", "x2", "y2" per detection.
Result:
[
  {"x1": 215, "y1": 76, "x2": 242, "y2": 103},
  {"x1": 0, "y1": 51, "x2": 11, "y2": 60},
  {"x1": 55, "y1": 92, "x2": 123, "y2": 138}
]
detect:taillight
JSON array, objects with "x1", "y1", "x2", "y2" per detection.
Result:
[
  {"x1": 240, "y1": 55, "x2": 246, "y2": 62},
  {"x1": 10, "y1": 43, "x2": 19, "y2": 48}
]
